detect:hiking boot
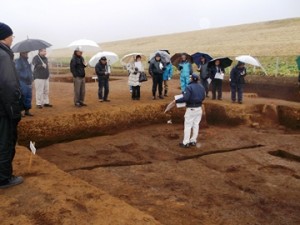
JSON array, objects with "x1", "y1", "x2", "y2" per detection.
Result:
[
  {"x1": 36, "y1": 105, "x2": 43, "y2": 109},
  {"x1": 80, "y1": 103, "x2": 87, "y2": 106},
  {"x1": 44, "y1": 104, "x2": 53, "y2": 107},
  {"x1": 104, "y1": 99, "x2": 110, "y2": 102},
  {"x1": 0, "y1": 176, "x2": 24, "y2": 189},
  {"x1": 99, "y1": 99, "x2": 103, "y2": 102},
  {"x1": 179, "y1": 143, "x2": 189, "y2": 148},
  {"x1": 159, "y1": 95, "x2": 164, "y2": 99},
  {"x1": 152, "y1": 96, "x2": 156, "y2": 100},
  {"x1": 75, "y1": 103, "x2": 82, "y2": 107}
]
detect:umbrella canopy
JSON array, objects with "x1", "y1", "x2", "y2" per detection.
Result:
[
  {"x1": 235, "y1": 55, "x2": 261, "y2": 67},
  {"x1": 12, "y1": 38, "x2": 52, "y2": 53},
  {"x1": 67, "y1": 39, "x2": 100, "y2": 51},
  {"x1": 149, "y1": 50, "x2": 171, "y2": 64},
  {"x1": 191, "y1": 52, "x2": 213, "y2": 67},
  {"x1": 296, "y1": 56, "x2": 300, "y2": 70},
  {"x1": 171, "y1": 53, "x2": 193, "y2": 68},
  {"x1": 89, "y1": 51, "x2": 119, "y2": 67},
  {"x1": 208, "y1": 57, "x2": 233, "y2": 69},
  {"x1": 120, "y1": 53, "x2": 146, "y2": 65}
]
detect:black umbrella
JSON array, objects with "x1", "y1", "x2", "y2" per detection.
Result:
[
  {"x1": 12, "y1": 38, "x2": 52, "y2": 53},
  {"x1": 191, "y1": 52, "x2": 213, "y2": 67},
  {"x1": 171, "y1": 53, "x2": 193, "y2": 68},
  {"x1": 208, "y1": 57, "x2": 233, "y2": 68}
]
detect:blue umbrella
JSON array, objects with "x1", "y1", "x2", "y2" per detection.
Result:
[{"x1": 191, "y1": 52, "x2": 213, "y2": 67}]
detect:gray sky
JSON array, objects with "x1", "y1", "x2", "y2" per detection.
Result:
[{"x1": 2, "y1": 0, "x2": 300, "y2": 49}]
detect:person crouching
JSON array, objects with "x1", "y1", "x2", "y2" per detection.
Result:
[
  {"x1": 175, "y1": 74, "x2": 206, "y2": 148},
  {"x1": 128, "y1": 64, "x2": 141, "y2": 100}
]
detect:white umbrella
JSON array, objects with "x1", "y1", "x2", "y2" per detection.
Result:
[
  {"x1": 89, "y1": 51, "x2": 119, "y2": 67},
  {"x1": 235, "y1": 55, "x2": 261, "y2": 67},
  {"x1": 120, "y1": 53, "x2": 146, "y2": 65},
  {"x1": 149, "y1": 50, "x2": 171, "y2": 64},
  {"x1": 67, "y1": 39, "x2": 100, "y2": 51},
  {"x1": 235, "y1": 55, "x2": 267, "y2": 75}
]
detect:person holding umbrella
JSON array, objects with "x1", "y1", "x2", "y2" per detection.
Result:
[
  {"x1": 70, "y1": 49, "x2": 88, "y2": 107},
  {"x1": 15, "y1": 52, "x2": 33, "y2": 116},
  {"x1": 149, "y1": 53, "x2": 165, "y2": 100},
  {"x1": 0, "y1": 22, "x2": 24, "y2": 188},
  {"x1": 197, "y1": 56, "x2": 210, "y2": 97},
  {"x1": 178, "y1": 53, "x2": 193, "y2": 93},
  {"x1": 209, "y1": 60, "x2": 225, "y2": 100},
  {"x1": 230, "y1": 61, "x2": 247, "y2": 104},
  {"x1": 32, "y1": 48, "x2": 52, "y2": 108},
  {"x1": 174, "y1": 74, "x2": 206, "y2": 148},
  {"x1": 95, "y1": 56, "x2": 111, "y2": 102}
]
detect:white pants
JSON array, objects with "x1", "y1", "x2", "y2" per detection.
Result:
[
  {"x1": 35, "y1": 78, "x2": 49, "y2": 106},
  {"x1": 183, "y1": 107, "x2": 202, "y2": 145}
]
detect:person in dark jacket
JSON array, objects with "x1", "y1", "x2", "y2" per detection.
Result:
[
  {"x1": 95, "y1": 56, "x2": 110, "y2": 102},
  {"x1": 15, "y1": 52, "x2": 33, "y2": 116},
  {"x1": 70, "y1": 49, "x2": 87, "y2": 107},
  {"x1": 32, "y1": 48, "x2": 52, "y2": 108},
  {"x1": 197, "y1": 56, "x2": 210, "y2": 97},
  {"x1": 230, "y1": 61, "x2": 247, "y2": 104},
  {"x1": 149, "y1": 53, "x2": 165, "y2": 99},
  {"x1": 209, "y1": 60, "x2": 225, "y2": 100},
  {"x1": 175, "y1": 74, "x2": 206, "y2": 148},
  {"x1": 0, "y1": 22, "x2": 24, "y2": 189}
]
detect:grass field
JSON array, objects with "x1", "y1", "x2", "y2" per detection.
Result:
[{"x1": 49, "y1": 18, "x2": 300, "y2": 76}]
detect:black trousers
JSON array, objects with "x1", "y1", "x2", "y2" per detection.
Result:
[
  {"x1": 231, "y1": 83, "x2": 244, "y2": 102},
  {"x1": 132, "y1": 86, "x2": 140, "y2": 99},
  {"x1": 98, "y1": 77, "x2": 109, "y2": 100},
  {"x1": 212, "y1": 79, "x2": 223, "y2": 99},
  {"x1": 200, "y1": 78, "x2": 209, "y2": 96},
  {"x1": 0, "y1": 117, "x2": 19, "y2": 182},
  {"x1": 152, "y1": 74, "x2": 163, "y2": 97}
]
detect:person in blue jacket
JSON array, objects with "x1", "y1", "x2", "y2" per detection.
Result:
[
  {"x1": 162, "y1": 61, "x2": 173, "y2": 97},
  {"x1": 15, "y1": 52, "x2": 33, "y2": 116},
  {"x1": 178, "y1": 53, "x2": 193, "y2": 92},
  {"x1": 230, "y1": 61, "x2": 247, "y2": 104},
  {"x1": 175, "y1": 74, "x2": 206, "y2": 148}
]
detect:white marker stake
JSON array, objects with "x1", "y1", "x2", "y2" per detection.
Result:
[{"x1": 28, "y1": 141, "x2": 36, "y2": 171}]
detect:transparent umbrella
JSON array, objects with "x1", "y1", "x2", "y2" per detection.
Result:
[{"x1": 89, "y1": 51, "x2": 119, "y2": 67}]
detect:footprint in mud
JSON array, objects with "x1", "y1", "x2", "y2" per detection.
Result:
[{"x1": 258, "y1": 164, "x2": 295, "y2": 175}]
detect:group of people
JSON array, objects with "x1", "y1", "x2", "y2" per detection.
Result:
[
  {"x1": 13, "y1": 48, "x2": 53, "y2": 116},
  {"x1": 0, "y1": 21, "x2": 265, "y2": 189},
  {"x1": 176, "y1": 53, "x2": 247, "y2": 104}
]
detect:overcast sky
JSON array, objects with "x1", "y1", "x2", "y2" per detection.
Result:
[{"x1": 2, "y1": 0, "x2": 299, "y2": 49}]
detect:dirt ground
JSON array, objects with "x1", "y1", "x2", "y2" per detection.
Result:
[
  {"x1": 38, "y1": 124, "x2": 300, "y2": 225},
  {"x1": 1, "y1": 75, "x2": 300, "y2": 225}
]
